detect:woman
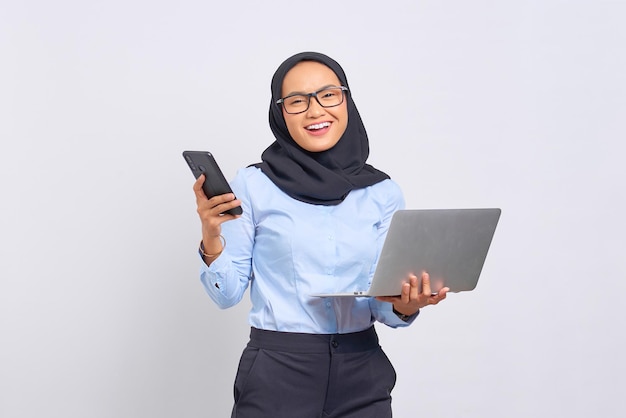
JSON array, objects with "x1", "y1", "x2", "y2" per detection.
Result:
[{"x1": 192, "y1": 52, "x2": 448, "y2": 418}]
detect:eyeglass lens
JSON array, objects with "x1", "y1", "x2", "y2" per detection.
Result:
[{"x1": 283, "y1": 87, "x2": 345, "y2": 114}]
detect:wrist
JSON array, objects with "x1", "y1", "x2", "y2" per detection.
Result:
[
  {"x1": 393, "y1": 307, "x2": 419, "y2": 322},
  {"x1": 199, "y1": 235, "x2": 226, "y2": 259}
]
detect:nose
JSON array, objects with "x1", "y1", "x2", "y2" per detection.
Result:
[{"x1": 306, "y1": 96, "x2": 325, "y2": 117}]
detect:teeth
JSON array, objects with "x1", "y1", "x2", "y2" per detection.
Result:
[{"x1": 306, "y1": 122, "x2": 330, "y2": 130}]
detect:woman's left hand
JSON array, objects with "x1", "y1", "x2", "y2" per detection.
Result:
[{"x1": 376, "y1": 272, "x2": 449, "y2": 316}]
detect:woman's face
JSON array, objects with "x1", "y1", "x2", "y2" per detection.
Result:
[{"x1": 280, "y1": 61, "x2": 348, "y2": 153}]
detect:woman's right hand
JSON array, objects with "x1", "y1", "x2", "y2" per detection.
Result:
[{"x1": 193, "y1": 174, "x2": 241, "y2": 263}]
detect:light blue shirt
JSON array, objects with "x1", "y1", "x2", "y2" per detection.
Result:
[{"x1": 200, "y1": 166, "x2": 416, "y2": 333}]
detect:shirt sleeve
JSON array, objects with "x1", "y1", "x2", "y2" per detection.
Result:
[
  {"x1": 370, "y1": 299, "x2": 420, "y2": 327},
  {"x1": 199, "y1": 169, "x2": 255, "y2": 309}
]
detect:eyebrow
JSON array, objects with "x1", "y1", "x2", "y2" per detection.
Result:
[{"x1": 283, "y1": 84, "x2": 339, "y2": 97}]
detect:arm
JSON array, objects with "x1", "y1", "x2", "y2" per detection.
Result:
[
  {"x1": 193, "y1": 172, "x2": 253, "y2": 308},
  {"x1": 193, "y1": 174, "x2": 242, "y2": 266}
]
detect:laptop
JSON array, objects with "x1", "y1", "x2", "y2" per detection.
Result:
[{"x1": 310, "y1": 208, "x2": 501, "y2": 297}]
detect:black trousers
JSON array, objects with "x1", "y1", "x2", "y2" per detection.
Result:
[{"x1": 231, "y1": 326, "x2": 396, "y2": 418}]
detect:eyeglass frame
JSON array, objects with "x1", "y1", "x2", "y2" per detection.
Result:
[{"x1": 276, "y1": 86, "x2": 349, "y2": 114}]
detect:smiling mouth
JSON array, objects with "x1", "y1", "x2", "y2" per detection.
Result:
[{"x1": 305, "y1": 121, "x2": 331, "y2": 131}]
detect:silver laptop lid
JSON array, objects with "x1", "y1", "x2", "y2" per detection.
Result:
[{"x1": 367, "y1": 208, "x2": 501, "y2": 296}]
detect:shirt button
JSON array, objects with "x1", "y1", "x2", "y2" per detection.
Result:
[{"x1": 328, "y1": 235, "x2": 334, "y2": 240}]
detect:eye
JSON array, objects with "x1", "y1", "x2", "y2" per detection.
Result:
[{"x1": 286, "y1": 95, "x2": 307, "y2": 106}]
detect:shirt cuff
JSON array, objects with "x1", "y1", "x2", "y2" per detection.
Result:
[
  {"x1": 198, "y1": 250, "x2": 230, "y2": 290},
  {"x1": 393, "y1": 307, "x2": 420, "y2": 323}
]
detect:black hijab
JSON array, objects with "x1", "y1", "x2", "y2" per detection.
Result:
[{"x1": 254, "y1": 51, "x2": 390, "y2": 206}]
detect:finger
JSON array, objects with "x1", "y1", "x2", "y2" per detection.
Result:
[
  {"x1": 421, "y1": 271, "x2": 431, "y2": 295},
  {"x1": 213, "y1": 204, "x2": 242, "y2": 221},
  {"x1": 409, "y1": 274, "x2": 419, "y2": 301},
  {"x1": 193, "y1": 175, "x2": 208, "y2": 200},
  {"x1": 208, "y1": 196, "x2": 240, "y2": 215},
  {"x1": 197, "y1": 195, "x2": 239, "y2": 227},
  {"x1": 401, "y1": 282, "x2": 411, "y2": 304},
  {"x1": 430, "y1": 287, "x2": 449, "y2": 305},
  {"x1": 206, "y1": 193, "x2": 236, "y2": 208}
]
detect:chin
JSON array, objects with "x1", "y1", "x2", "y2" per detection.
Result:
[{"x1": 304, "y1": 140, "x2": 339, "y2": 153}]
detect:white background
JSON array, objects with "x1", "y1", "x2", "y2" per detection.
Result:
[{"x1": 1, "y1": 1, "x2": 625, "y2": 417}]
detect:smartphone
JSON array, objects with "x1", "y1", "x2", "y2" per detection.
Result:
[{"x1": 182, "y1": 150, "x2": 243, "y2": 216}]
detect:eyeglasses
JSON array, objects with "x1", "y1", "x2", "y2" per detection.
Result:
[{"x1": 276, "y1": 86, "x2": 349, "y2": 114}]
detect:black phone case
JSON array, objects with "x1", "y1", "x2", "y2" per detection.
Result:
[{"x1": 182, "y1": 151, "x2": 243, "y2": 216}]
